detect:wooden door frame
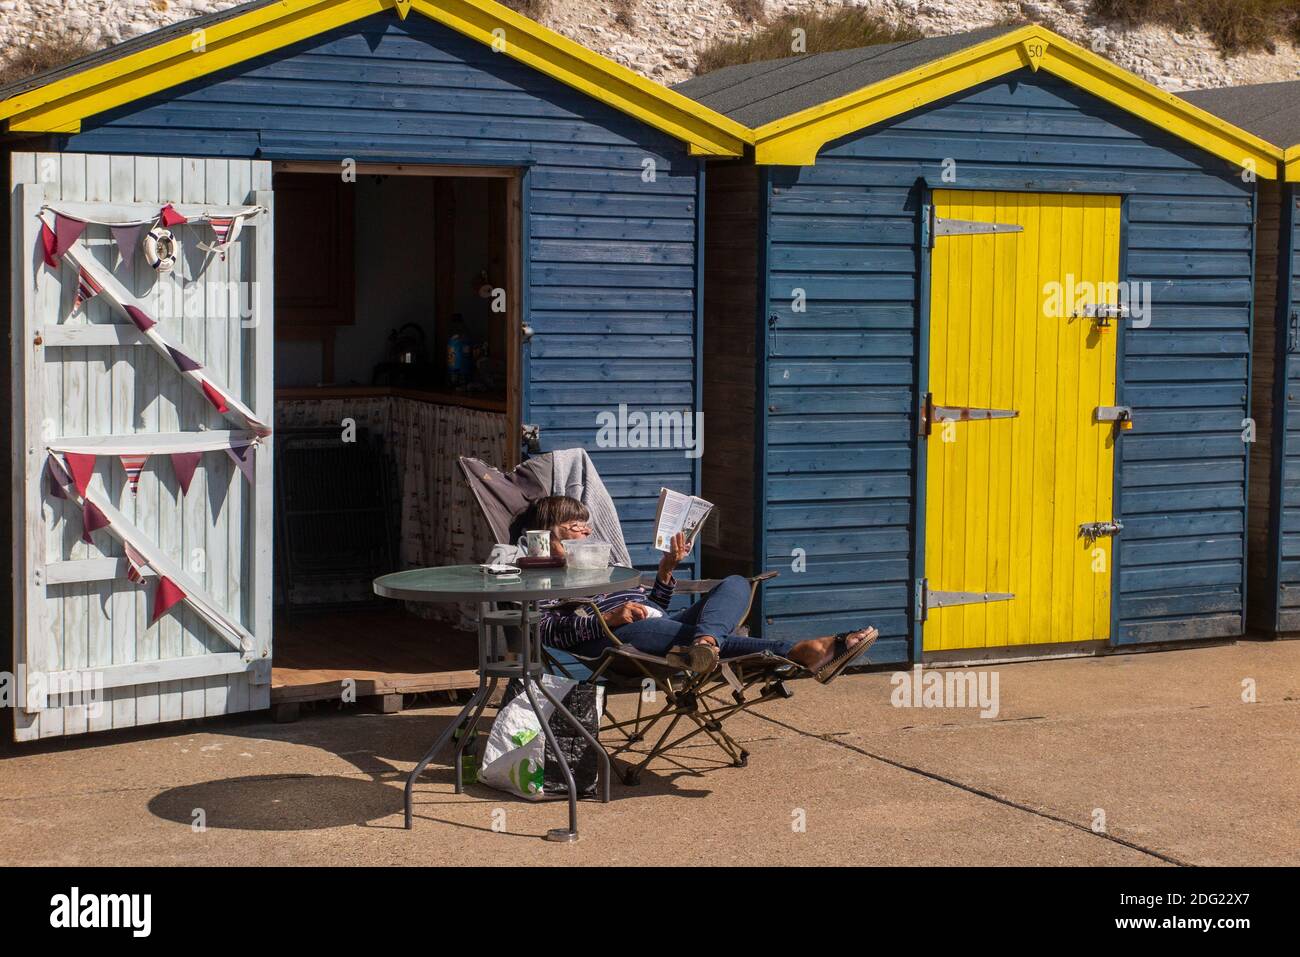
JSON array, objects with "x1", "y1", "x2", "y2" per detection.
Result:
[
  {"x1": 912, "y1": 183, "x2": 1129, "y2": 661},
  {"x1": 271, "y1": 160, "x2": 524, "y2": 464}
]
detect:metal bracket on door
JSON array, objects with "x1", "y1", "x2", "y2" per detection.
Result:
[
  {"x1": 915, "y1": 578, "x2": 1015, "y2": 621},
  {"x1": 929, "y1": 210, "x2": 1023, "y2": 247},
  {"x1": 1073, "y1": 302, "x2": 1127, "y2": 331},
  {"x1": 1078, "y1": 521, "x2": 1123, "y2": 545},
  {"x1": 919, "y1": 392, "x2": 1020, "y2": 436}
]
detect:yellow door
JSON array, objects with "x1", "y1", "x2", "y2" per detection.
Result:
[{"x1": 923, "y1": 190, "x2": 1122, "y2": 651}]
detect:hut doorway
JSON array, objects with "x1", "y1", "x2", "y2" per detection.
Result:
[
  {"x1": 268, "y1": 162, "x2": 523, "y2": 712},
  {"x1": 921, "y1": 189, "x2": 1122, "y2": 652}
]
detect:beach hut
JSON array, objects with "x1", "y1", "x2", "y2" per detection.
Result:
[
  {"x1": 676, "y1": 25, "x2": 1282, "y2": 664},
  {"x1": 1, "y1": 0, "x2": 746, "y2": 740},
  {"x1": 1181, "y1": 81, "x2": 1300, "y2": 638}
]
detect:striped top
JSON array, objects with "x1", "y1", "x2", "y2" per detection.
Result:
[{"x1": 538, "y1": 575, "x2": 676, "y2": 650}]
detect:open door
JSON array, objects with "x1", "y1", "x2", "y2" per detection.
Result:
[{"x1": 10, "y1": 152, "x2": 274, "y2": 740}]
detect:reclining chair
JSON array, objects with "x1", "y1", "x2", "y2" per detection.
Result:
[{"x1": 460, "y1": 451, "x2": 808, "y2": 785}]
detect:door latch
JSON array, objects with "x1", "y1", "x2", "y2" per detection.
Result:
[
  {"x1": 1073, "y1": 302, "x2": 1127, "y2": 332},
  {"x1": 1078, "y1": 521, "x2": 1123, "y2": 545},
  {"x1": 1095, "y1": 405, "x2": 1133, "y2": 432}
]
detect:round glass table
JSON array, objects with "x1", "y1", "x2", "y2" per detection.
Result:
[{"x1": 374, "y1": 563, "x2": 643, "y2": 841}]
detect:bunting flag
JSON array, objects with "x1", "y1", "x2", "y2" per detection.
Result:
[
  {"x1": 150, "y1": 576, "x2": 186, "y2": 624},
  {"x1": 64, "y1": 452, "x2": 96, "y2": 497},
  {"x1": 40, "y1": 220, "x2": 58, "y2": 268},
  {"x1": 123, "y1": 541, "x2": 150, "y2": 584},
  {"x1": 40, "y1": 202, "x2": 265, "y2": 270},
  {"x1": 198, "y1": 216, "x2": 245, "y2": 259},
  {"x1": 41, "y1": 211, "x2": 273, "y2": 436},
  {"x1": 170, "y1": 451, "x2": 201, "y2": 496},
  {"x1": 166, "y1": 344, "x2": 202, "y2": 372},
  {"x1": 159, "y1": 203, "x2": 189, "y2": 227},
  {"x1": 52, "y1": 213, "x2": 88, "y2": 264},
  {"x1": 81, "y1": 500, "x2": 110, "y2": 544},
  {"x1": 73, "y1": 267, "x2": 104, "y2": 311},
  {"x1": 202, "y1": 380, "x2": 230, "y2": 414},
  {"x1": 42, "y1": 450, "x2": 255, "y2": 653},
  {"x1": 110, "y1": 222, "x2": 151, "y2": 269},
  {"x1": 47, "y1": 456, "x2": 69, "y2": 500},
  {"x1": 123, "y1": 304, "x2": 156, "y2": 333},
  {"x1": 226, "y1": 443, "x2": 255, "y2": 485},
  {"x1": 208, "y1": 217, "x2": 234, "y2": 246},
  {"x1": 119, "y1": 454, "x2": 149, "y2": 495}
]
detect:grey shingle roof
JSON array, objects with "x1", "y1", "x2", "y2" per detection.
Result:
[
  {"x1": 0, "y1": 0, "x2": 280, "y2": 104},
  {"x1": 671, "y1": 24, "x2": 1020, "y2": 127},
  {"x1": 1180, "y1": 81, "x2": 1300, "y2": 148}
]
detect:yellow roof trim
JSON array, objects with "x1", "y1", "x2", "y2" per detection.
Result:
[
  {"x1": 750, "y1": 26, "x2": 1283, "y2": 178},
  {"x1": 0, "y1": 0, "x2": 749, "y2": 157},
  {"x1": 1284, "y1": 145, "x2": 1300, "y2": 183}
]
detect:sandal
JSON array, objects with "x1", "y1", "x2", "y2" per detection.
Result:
[
  {"x1": 813, "y1": 627, "x2": 878, "y2": 685},
  {"x1": 666, "y1": 639, "x2": 720, "y2": 674}
]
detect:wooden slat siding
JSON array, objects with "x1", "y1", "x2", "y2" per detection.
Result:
[
  {"x1": 9, "y1": 153, "x2": 270, "y2": 741},
  {"x1": 60, "y1": 13, "x2": 703, "y2": 580},
  {"x1": 760, "y1": 71, "x2": 1253, "y2": 659},
  {"x1": 701, "y1": 161, "x2": 758, "y2": 579},
  {"x1": 1278, "y1": 188, "x2": 1300, "y2": 632},
  {"x1": 1248, "y1": 179, "x2": 1280, "y2": 634}
]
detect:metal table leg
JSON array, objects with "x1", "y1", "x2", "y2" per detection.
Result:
[
  {"x1": 453, "y1": 676, "x2": 499, "y2": 793},
  {"x1": 404, "y1": 680, "x2": 487, "y2": 829},
  {"x1": 515, "y1": 600, "x2": 578, "y2": 842}
]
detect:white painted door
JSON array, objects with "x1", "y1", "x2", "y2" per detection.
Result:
[{"x1": 10, "y1": 152, "x2": 274, "y2": 740}]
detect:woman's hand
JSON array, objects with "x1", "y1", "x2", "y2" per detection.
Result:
[
  {"x1": 603, "y1": 602, "x2": 651, "y2": 630},
  {"x1": 657, "y1": 531, "x2": 691, "y2": 582}
]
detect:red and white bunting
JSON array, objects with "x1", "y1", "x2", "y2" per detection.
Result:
[
  {"x1": 64, "y1": 451, "x2": 96, "y2": 497},
  {"x1": 40, "y1": 202, "x2": 264, "y2": 270},
  {"x1": 170, "y1": 451, "x2": 202, "y2": 496},
  {"x1": 119, "y1": 454, "x2": 149, "y2": 495},
  {"x1": 43, "y1": 451, "x2": 255, "y2": 654},
  {"x1": 123, "y1": 541, "x2": 151, "y2": 584},
  {"x1": 81, "y1": 500, "x2": 110, "y2": 545},
  {"x1": 73, "y1": 267, "x2": 104, "y2": 311},
  {"x1": 158, "y1": 203, "x2": 189, "y2": 227},
  {"x1": 151, "y1": 577, "x2": 186, "y2": 624},
  {"x1": 45, "y1": 227, "x2": 272, "y2": 437}
]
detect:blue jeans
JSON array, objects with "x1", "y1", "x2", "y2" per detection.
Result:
[{"x1": 570, "y1": 575, "x2": 798, "y2": 659}]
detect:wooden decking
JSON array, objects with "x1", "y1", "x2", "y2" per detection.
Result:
[{"x1": 271, "y1": 607, "x2": 479, "y2": 704}]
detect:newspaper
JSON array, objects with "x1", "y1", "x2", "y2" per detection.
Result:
[{"x1": 653, "y1": 487, "x2": 714, "y2": 552}]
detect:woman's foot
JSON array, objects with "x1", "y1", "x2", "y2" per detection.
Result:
[
  {"x1": 789, "y1": 627, "x2": 878, "y2": 679},
  {"x1": 666, "y1": 636, "x2": 720, "y2": 673}
]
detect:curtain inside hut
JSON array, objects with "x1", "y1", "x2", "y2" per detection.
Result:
[{"x1": 276, "y1": 396, "x2": 507, "y2": 626}]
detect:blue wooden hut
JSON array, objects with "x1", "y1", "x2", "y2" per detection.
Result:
[
  {"x1": 1182, "y1": 81, "x2": 1300, "y2": 638},
  {"x1": 675, "y1": 25, "x2": 1281, "y2": 665},
  {"x1": 0, "y1": 0, "x2": 747, "y2": 739}
]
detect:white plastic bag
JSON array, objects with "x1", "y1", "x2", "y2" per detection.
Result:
[{"x1": 480, "y1": 674, "x2": 603, "y2": 800}]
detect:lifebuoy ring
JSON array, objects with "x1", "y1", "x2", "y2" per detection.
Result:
[{"x1": 143, "y1": 227, "x2": 178, "y2": 273}]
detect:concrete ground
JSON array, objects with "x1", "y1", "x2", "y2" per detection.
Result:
[{"x1": 1, "y1": 639, "x2": 1297, "y2": 866}]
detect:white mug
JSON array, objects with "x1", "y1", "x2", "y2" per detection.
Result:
[{"x1": 520, "y1": 529, "x2": 551, "y2": 558}]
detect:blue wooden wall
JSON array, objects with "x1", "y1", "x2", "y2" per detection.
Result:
[
  {"x1": 760, "y1": 71, "x2": 1254, "y2": 662},
  {"x1": 59, "y1": 13, "x2": 703, "y2": 573},
  {"x1": 1276, "y1": 185, "x2": 1300, "y2": 631}
]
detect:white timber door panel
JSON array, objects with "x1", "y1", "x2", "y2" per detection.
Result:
[{"x1": 10, "y1": 152, "x2": 274, "y2": 740}]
